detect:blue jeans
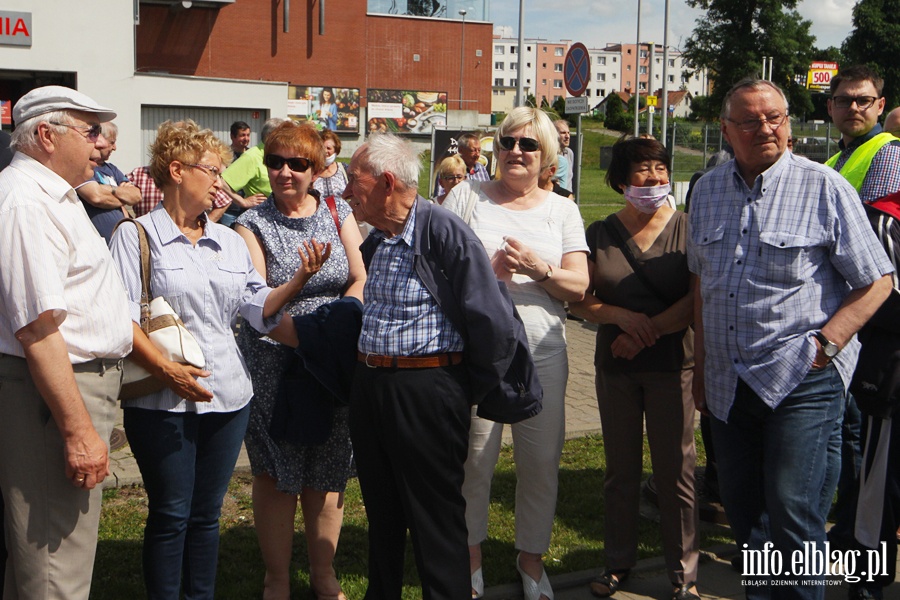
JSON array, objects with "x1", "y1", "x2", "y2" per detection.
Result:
[
  {"x1": 124, "y1": 406, "x2": 250, "y2": 600},
  {"x1": 711, "y1": 365, "x2": 844, "y2": 600},
  {"x1": 823, "y1": 394, "x2": 862, "y2": 546}
]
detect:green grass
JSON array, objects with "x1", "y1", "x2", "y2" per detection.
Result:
[{"x1": 94, "y1": 432, "x2": 730, "y2": 599}]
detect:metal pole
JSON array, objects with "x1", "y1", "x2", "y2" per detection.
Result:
[
  {"x1": 516, "y1": 0, "x2": 525, "y2": 107},
  {"x1": 459, "y1": 9, "x2": 467, "y2": 111},
  {"x1": 647, "y1": 42, "x2": 654, "y2": 137},
  {"x1": 768, "y1": 56, "x2": 774, "y2": 82},
  {"x1": 660, "y1": 0, "x2": 670, "y2": 146},
  {"x1": 633, "y1": 0, "x2": 641, "y2": 137},
  {"x1": 319, "y1": 0, "x2": 324, "y2": 35},
  {"x1": 575, "y1": 113, "x2": 583, "y2": 204},
  {"x1": 284, "y1": 0, "x2": 289, "y2": 33}
]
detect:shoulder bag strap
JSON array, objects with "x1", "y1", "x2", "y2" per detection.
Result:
[
  {"x1": 603, "y1": 215, "x2": 675, "y2": 307},
  {"x1": 114, "y1": 218, "x2": 152, "y2": 333},
  {"x1": 325, "y1": 195, "x2": 341, "y2": 233}
]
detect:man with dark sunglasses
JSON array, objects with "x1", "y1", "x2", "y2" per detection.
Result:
[{"x1": 826, "y1": 65, "x2": 900, "y2": 203}]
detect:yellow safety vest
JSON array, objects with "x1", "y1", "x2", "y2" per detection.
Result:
[{"x1": 825, "y1": 132, "x2": 900, "y2": 192}]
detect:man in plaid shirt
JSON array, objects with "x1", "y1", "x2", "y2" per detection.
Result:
[{"x1": 129, "y1": 165, "x2": 231, "y2": 222}]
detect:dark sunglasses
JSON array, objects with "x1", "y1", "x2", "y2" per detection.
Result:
[
  {"x1": 497, "y1": 136, "x2": 540, "y2": 152},
  {"x1": 264, "y1": 154, "x2": 312, "y2": 172}
]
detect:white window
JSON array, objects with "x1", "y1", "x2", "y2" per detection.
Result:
[
  {"x1": 668, "y1": 75, "x2": 675, "y2": 83},
  {"x1": 493, "y1": 90, "x2": 499, "y2": 95},
  {"x1": 510, "y1": 78, "x2": 518, "y2": 87},
  {"x1": 586, "y1": 89, "x2": 591, "y2": 96},
  {"x1": 553, "y1": 79, "x2": 563, "y2": 89},
  {"x1": 613, "y1": 73, "x2": 617, "y2": 79},
  {"x1": 639, "y1": 49, "x2": 648, "y2": 58},
  {"x1": 613, "y1": 57, "x2": 617, "y2": 63},
  {"x1": 597, "y1": 73, "x2": 606, "y2": 82},
  {"x1": 639, "y1": 66, "x2": 647, "y2": 74},
  {"x1": 627, "y1": 65, "x2": 632, "y2": 71},
  {"x1": 656, "y1": 58, "x2": 661, "y2": 64},
  {"x1": 542, "y1": 62, "x2": 547, "y2": 68},
  {"x1": 494, "y1": 78, "x2": 504, "y2": 86},
  {"x1": 541, "y1": 79, "x2": 547, "y2": 85},
  {"x1": 510, "y1": 62, "x2": 517, "y2": 70},
  {"x1": 600, "y1": 88, "x2": 606, "y2": 96},
  {"x1": 511, "y1": 46, "x2": 517, "y2": 54},
  {"x1": 638, "y1": 82, "x2": 647, "y2": 91},
  {"x1": 495, "y1": 45, "x2": 505, "y2": 55},
  {"x1": 669, "y1": 59, "x2": 675, "y2": 67},
  {"x1": 542, "y1": 46, "x2": 548, "y2": 53},
  {"x1": 527, "y1": 62, "x2": 532, "y2": 68},
  {"x1": 495, "y1": 62, "x2": 504, "y2": 70},
  {"x1": 554, "y1": 47, "x2": 564, "y2": 56},
  {"x1": 554, "y1": 95, "x2": 562, "y2": 102},
  {"x1": 554, "y1": 63, "x2": 563, "y2": 72},
  {"x1": 527, "y1": 46, "x2": 532, "y2": 51},
  {"x1": 597, "y1": 56, "x2": 606, "y2": 66}
]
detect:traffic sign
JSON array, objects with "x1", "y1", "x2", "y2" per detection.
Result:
[
  {"x1": 646, "y1": 95, "x2": 658, "y2": 107},
  {"x1": 564, "y1": 43, "x2": 591, "y2": 97},
  {"x1": 565, "y1": 96, "x2": 590, "y2": 114}
]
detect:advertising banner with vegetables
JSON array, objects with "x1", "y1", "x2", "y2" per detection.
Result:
[
  {"x1": 287, "y1": 85, "x2": 361, "y2": 133},
  {"x1": 366, "y1": 89, "x2": 448, "y2": 135}
]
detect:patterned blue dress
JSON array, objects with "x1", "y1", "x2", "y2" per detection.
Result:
[{"x1": 236, "y1": 194, "x2": 354, "y2": 493}]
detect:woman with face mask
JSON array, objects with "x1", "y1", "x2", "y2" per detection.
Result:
[{"x1": 569, "y1": 137, "x2": 700, "y2": 600}]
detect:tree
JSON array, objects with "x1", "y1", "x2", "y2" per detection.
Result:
[
  {"x1": 841, "y1": 0, "x2": 900, "y2": 109},
  {"x1": 604, "y1": 94, "x2": 630, "y2": 132},
  {"x1": 682, "y1": 0, "x2": 816, "y2": 119}
]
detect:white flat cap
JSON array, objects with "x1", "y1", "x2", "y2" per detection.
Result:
[{"x1": 13, "y1": 85, "x2": 116, "y2": 124}]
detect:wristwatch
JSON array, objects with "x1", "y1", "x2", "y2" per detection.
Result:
[
  {"x1": 814, "y1": 331, "x2": 840, "y2": 358},
  {"x1": 536, "y1": 264, "x2": 553, "y2": 283}
]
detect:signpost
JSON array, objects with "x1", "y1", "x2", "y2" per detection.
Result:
[{"x1": 563, "y1": 43, "x2": 591, "y2": 203}]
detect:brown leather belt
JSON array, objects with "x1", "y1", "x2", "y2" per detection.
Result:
[{"x1": 357, "y1": 351, "x2": 464, "y2": 369}]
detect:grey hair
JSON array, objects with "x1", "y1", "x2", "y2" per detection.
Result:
[
  {"x1": 456, "y1": 132, "x2": 481, "y2": 147},
  {"x1": 361, "y1": 133, "x2": 421, "y2": 190},
  {"x1": 260, "y1": 117, "x2": 286, "y2": 143},
  {"x1": 101, "y1": 121, "x2": 118, "y2": 140},
  {"x1": 720, "y1": 77, "x2": 790, "y2": 120},
  {"x1": 10, "y1": 110, "x2": 73, "y2": 153}
]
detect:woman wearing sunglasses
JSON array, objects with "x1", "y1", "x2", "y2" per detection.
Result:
[
  {"x1": 444, "y1": 107, "x2": 590, "y2": 600},
  {"x1": 569, "y1": 137, "x2": 699, "y2": 600},
  {"x1": 234, "y1": 121, "x2": 366, "y2": 600},
  {"x1": 433, "y1": 153, "x2": 468, "y2": 204},
  {"x1": 109, "y1": 120, "x2": 330, "y2": 600}
]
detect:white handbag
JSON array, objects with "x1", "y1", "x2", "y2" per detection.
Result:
[{"x1": 118, "y1": 220, "x2": 205, "y2": 401}]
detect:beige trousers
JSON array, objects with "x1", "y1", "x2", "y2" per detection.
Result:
[
  {"x1": 462, "y1": 350, "x2": 568, "y2": 554},
  {"x1": 0, "y1": 355, "x2": 121, "y2": 600}
]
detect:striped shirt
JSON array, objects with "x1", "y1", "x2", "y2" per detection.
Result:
[
  {"x1": 109, "y1": 204, "x2": 279, "y2": 413},
  {"x1": 358, "y1": 200, "x2": 464, "y2": 356},
  {"x1": 0, "y1": 153, "x2": 132, "y2": 362},
  {"x1": 687, "y1": 151, "x2": 894, "y2": 421}
]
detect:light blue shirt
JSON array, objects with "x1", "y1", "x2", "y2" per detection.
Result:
[
  {"x1": 109, "y1": 204, "x2": 280, "y2": 413},
  {"x1": 687, "y1": 151, "x2": 893, "y2": 421},
  {"x1": 358, "y1": 200, "x2": 464, "y2": 356}
]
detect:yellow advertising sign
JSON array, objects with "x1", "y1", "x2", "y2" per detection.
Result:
[
  {"x1": 646, "y1": 95, "x2": 658, "y2": 107},
  {"x1": 807, "y1": 62, "x2": 839, "y2": 92}
]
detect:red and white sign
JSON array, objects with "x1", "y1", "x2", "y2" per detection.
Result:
[
  {"x1": 807, "y1": 62, "x2": 839, "y2": 93},
  {"x1": 564, "y1": 43, "x2": 591, "y2": 98}
]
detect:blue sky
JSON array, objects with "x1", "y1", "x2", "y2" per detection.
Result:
[{"x1": 483, "y1": 0, "x2": 855, "y2": 52}]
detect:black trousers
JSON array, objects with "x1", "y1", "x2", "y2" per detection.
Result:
[{"x1": 349, "y1": 363, "x2": 471, "y2": 600}]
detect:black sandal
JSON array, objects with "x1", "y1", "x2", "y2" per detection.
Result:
[
  {"x1": 672, "y1": 581, "x2": 700, "y2": 600},
  {"x1": 589, "y1": 568, "x2": 630, "y2": 598}
]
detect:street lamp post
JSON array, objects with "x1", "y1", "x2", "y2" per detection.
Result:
[{"x1": 459, "y1": 9, "x2": 467, "y2": 111}]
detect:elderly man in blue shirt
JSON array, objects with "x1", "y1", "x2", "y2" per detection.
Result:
[
  {"x1": 688, "y1": 77, "x2": 894, "y2": 600},
  {"x1": 343, "y1": 133, "x2": 538, "y2": 600}
]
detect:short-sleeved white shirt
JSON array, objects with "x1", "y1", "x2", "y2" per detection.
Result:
[
  {"x1": 445, "y1": 181, "x2": 588, "y2": 360},
  {"x1": 0, "y1": 153, "x2": 132, "y2": 363}
]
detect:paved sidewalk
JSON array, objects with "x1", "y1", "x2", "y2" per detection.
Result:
[{"x1": 106, "y1": 319, "x2": 899, "y2": 599}]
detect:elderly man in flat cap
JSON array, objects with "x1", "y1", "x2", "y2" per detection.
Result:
[{"x1": 0, "y1": 86, "x2": 132, "y2": 600}]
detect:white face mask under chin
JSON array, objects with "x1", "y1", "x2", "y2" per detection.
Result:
[
  {"x1": 623, "y1": 183, "x2": 671, "y2": 214},
  {"x1": 324, "y1": 154, "x2": 336, "y2": 167}
]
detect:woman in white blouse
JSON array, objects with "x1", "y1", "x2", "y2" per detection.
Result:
[
  {"x1": 109, "y1": 120, "x2": 328, "y2": 600},
  {"x1": 444, "y1": 107, "x2": 590, "y2": 600}
]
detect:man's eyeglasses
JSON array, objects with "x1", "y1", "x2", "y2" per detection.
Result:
[
  {"x1": 264, "y1": 154, "x2": 312, "y2": 173},
  {"x1": 187, "y1": 163, "x2": 223, "y2": 181},
  {"x1": 440, "y1": 174, "x2": 467, "y2": 181},
  {"x1": 49, "y1": 122, "x2": 103, "y2": 142},
  {"x1": 497, "y1": 136, "x2": 541, "y2": 152},
  {"x1": 831, "y1": 96, "x2": 878, "y2": 110},
  {"x1": 725, "y1": 113, "x2": 788, "y2": 133}
]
